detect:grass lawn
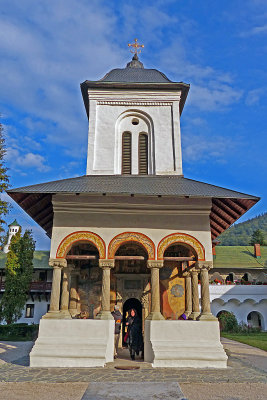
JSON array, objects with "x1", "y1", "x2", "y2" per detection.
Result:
[{"x1": 221, "y1": 332, "x2": 267, "y2": 352}]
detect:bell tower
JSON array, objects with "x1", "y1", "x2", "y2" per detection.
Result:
[{"x1": 80, "y1": 40, "x2": 190, "y2": 176}]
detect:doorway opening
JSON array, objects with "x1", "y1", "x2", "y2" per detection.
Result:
[{"x1": 122, "y1": 298, "x2": 142, "y2": 346}]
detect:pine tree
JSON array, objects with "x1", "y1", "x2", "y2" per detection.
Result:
[
  {"x1": 250, "y1": 229, "x2": 266, "y2": 246},
  {"x1": 0, "y1": 229, "x2": 35, "y2": 324},
  {"x1": 0, "y1": 121, "x2": 9, "y2": 243}
]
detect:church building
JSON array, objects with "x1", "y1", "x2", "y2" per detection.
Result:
[{"x1": 7, "y1": 40, "x2": 259, "y2": 368}]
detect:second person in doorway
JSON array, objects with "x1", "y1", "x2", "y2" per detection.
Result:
[{"x1": 125, "y1": 308, "x2": 143, "y2": 360}]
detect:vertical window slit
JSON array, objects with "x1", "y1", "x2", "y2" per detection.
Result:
[
  {"x1": 139, "y1": 133, "x2": 148, "y2": 175},
  {"x1": 122, "y1": 132, "x2": 132, "y2": 175}
]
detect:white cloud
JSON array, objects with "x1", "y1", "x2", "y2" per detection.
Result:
[
  {"x1": 6, "y1": 148, "x2": 49, "y2": 172},
  {"x1": 182, "y1": 133, "x2": 241, "y2": 164},
  {"x1": 240, "y1": 23, "x2": 267, "y2": 37},
  {"x1": 245, "y1": 88, "x2": 264, "y2": 106},
  {"x1": 159, "y1": 40, "x2": 243, "y2": 111}
]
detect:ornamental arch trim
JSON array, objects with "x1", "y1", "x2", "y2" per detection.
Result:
[
  {"x1": 56, "y1": 231, "x2": 106, "y2": 259},
  {"x1": 157, "y1": 233, "x2": 205, "y2": 261},
  {"x1": 108, "y1": 232, "x2": 155, "y2": 260}
]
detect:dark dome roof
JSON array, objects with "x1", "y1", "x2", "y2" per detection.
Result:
[{"x1": 99, "y1": 55, "x2": 172, "y2": 84}]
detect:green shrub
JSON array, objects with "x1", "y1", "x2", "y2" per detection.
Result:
[
  {"x1": 0, "y1": 323, "x2": 39, "y2": 341},
  {"x1": 218, "y1": 311, "x2": 239, "y2": 332}
]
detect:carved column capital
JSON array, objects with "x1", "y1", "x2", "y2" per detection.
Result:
[
  {"x1": 196, "y1": 261, "x2": 213, "y2": 271},
  {"x1": 99, "y1": 259, "x2": 115, "y2": 269},
  {"x1": 190, "y1": 267, "x2": 200, "y2": 275},
  {"x1": 49, "y1": 258, "x2": 67, "y2": 269},
  {"x1": 182, "y1": 271, "x2": 190, "y2": 278},
  {"x1": 147, "y1": 260, "x2": 164, "y2": 269}
]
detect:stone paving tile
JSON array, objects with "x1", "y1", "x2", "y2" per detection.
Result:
[
  {"x1": 0, "y1": 360, "x2": 266, "y2": 384},
  {"x1": 0, "y1": 343, "x2": 266, "y2": 384}
]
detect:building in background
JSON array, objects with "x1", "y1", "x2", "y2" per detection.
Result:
[
  {"x1": 3, "y1": 220, "x2": 21, "y2": 253},
  {"x1": 0, "y1": 250, "x2": 52, "y2": 324}
]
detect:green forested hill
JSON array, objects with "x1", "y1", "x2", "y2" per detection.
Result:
[{"x1": 218, "y1": 212, "x2": 267, "y2": 246}]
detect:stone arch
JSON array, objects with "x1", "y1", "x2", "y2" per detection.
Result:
[
  {"x1": 247, "y1": 311, "x2": 265, "y2": 330},
  {"x1": 115, "y1": 109, "x2": 155, "y2": 174},
  {"x1": 108, "y1": 232, "x2": 155, "y2": 260},
  {"x1": 56, "y1": 231, "x2": 106, "y2": 259},
  {"x1": 157, "y1": 233, "x2": 205, "y2": 261}
]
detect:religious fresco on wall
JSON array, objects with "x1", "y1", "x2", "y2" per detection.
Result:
[
  {"x1": 77, "y1": 262, "x2": 102, "y2": 319},
  {"x1": 160, "y1": 261, "x2": 185, "y2": 319}
]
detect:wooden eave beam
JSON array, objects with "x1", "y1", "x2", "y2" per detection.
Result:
[
  {"x1": 26, "y1": 194, "x2": 51, "y2": 215},
  {"x1": 233, "y1": 199, "x2": 249, "y2": 212},
  {"x1": 222, "y1": 198, "x2": 244, "y2": 215},
  {"x1": 210, "y1": 221, "x2": 223, "y2": 236},
  {"x1": 33, "y1": 204, "x2": 53, "y2": 221},
  {"x1": 211, "y1": 206, "x2": 232, "y2": 226},
  {"x1": 213, "y1": 199, "x2": 240, "y2": 220},
  {"x1": 18, "y1": 193, "x2": 33, "y2": 207},
  {"x1": 210, "y1": 214, "x2": 228, "y2": 231}
]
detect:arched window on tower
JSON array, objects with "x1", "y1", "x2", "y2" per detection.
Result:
[
  {"x1": 138, "y1": 133, "x2": 148, "y2": 175},
  {"x1": 122, "y1": 131, "x2": 132, "y2": 174}
]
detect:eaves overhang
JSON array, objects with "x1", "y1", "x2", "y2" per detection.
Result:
[
  {"x1": 80, "y1": 81, "x2": 190, "y2": 119},
  {"x1": 7, "y1": 175, "x2": 259, "y2": 240}
]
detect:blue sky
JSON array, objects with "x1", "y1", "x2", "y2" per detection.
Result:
[{"x1": 1, "y1": 0, "x2": 266, "y2": 249}]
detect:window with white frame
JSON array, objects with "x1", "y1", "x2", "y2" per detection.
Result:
[{"x1": 25, "y1": 304, "x2": 34, "y2": 318}]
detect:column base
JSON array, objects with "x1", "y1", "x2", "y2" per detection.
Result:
[
  {"x1": 42, "y1": 311, "x2": 62, "y2": 319},
  {"x1": 188, "y1": 312, "x2": 200, "y2": 320},
  {"x1": 184, "y1": 310, "x2": 192, "y2": 318},
  {"x1": 198, "y1": 313, "x2": 218, "y2": 321},
  {"x1": 60, "y1": 310, "x2": 72, "y2": 319},
  {"x1": 96, "y1": 311, "x2": 114, "y2": 320},
  {"x1": 69, "y1": 309, "x2": 79, "y2": 317},
  {"x1": 146, "y1": 312, "x2": 165, "y2": 321}
]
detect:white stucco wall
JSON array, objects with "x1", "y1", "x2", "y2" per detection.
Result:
[
  {"x1": 86, "y1": 89, "x2": 183, "y2": 175},
  {"x1": 209, "y1": 285, "x2": 267, "y2": 331},
  {"x1": 16, "y1": 300, "x2": 50, "y2": 325}
]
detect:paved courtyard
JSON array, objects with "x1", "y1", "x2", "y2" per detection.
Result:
[{"x1": 0, "y1": 338, "x2": 266, "y2": 399}]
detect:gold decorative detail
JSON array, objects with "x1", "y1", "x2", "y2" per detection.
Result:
[
  {"x1": 157, "y1": 233, "x2": 205, "y2": 261},
  {"x1": 108, "y1": 232, "x2": 155, "y2": 260},
  {"x1": 128, "y1": 38, "x2": 144, "y2": 55},
  {"x1": 56, "y1": 231, "x2": 106, "y2": 259}
]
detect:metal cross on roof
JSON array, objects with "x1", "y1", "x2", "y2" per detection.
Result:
[{"x1": 128, "y1": 38, "x2": 144, "y2": 55}]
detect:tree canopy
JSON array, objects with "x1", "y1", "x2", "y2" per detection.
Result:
[
  {"x1": 250, "y1": 229, "x2": 266, "y2": 246},
  {"x1": 0, "y1": 229, "x2": 35, "y2": 324},
  {"x1": 218, "y1": 212, "x2": 267, "y2": 246},
  {"x1": 0, "y1": 121, "x2": 9, "y2": 243}
]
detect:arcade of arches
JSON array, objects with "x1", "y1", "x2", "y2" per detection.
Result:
[{"x1": 47, "y1": 232, "x2": 216, "y2": 323}]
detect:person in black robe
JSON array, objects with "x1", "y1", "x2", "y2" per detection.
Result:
[{"x1": 125, "y1": 308, "x2": 143, "y2": 360}]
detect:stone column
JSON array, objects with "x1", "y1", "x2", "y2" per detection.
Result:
[
  {"x1": 198, "y1": 262, "x2": 217, "y2": 321},
  {"x1": 97, "y1": 259, "x2": 115, "y2": 320},
  {"x1": 43, "y1": 258, "x2": 66, "y2": 319},
  {"x1": 60, "y1": 265, "x2": 73, "y2": 318},
  {"x1": 183, "y1": 271, "x2": 192, "y2": 317},
  {"x1": 69, "y1": 269, "x2": 79, "y2": 316},
  {"x1": 188, "y1": 267, "x2": 200, "y2": 320},
  {"x1": 146, "y1": 261, "x2": 164, "y2": 320}
]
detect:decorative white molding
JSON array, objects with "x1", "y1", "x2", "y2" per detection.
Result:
[{"x1": 97, "y1": 101, "x2": 173, "y2": 106}]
